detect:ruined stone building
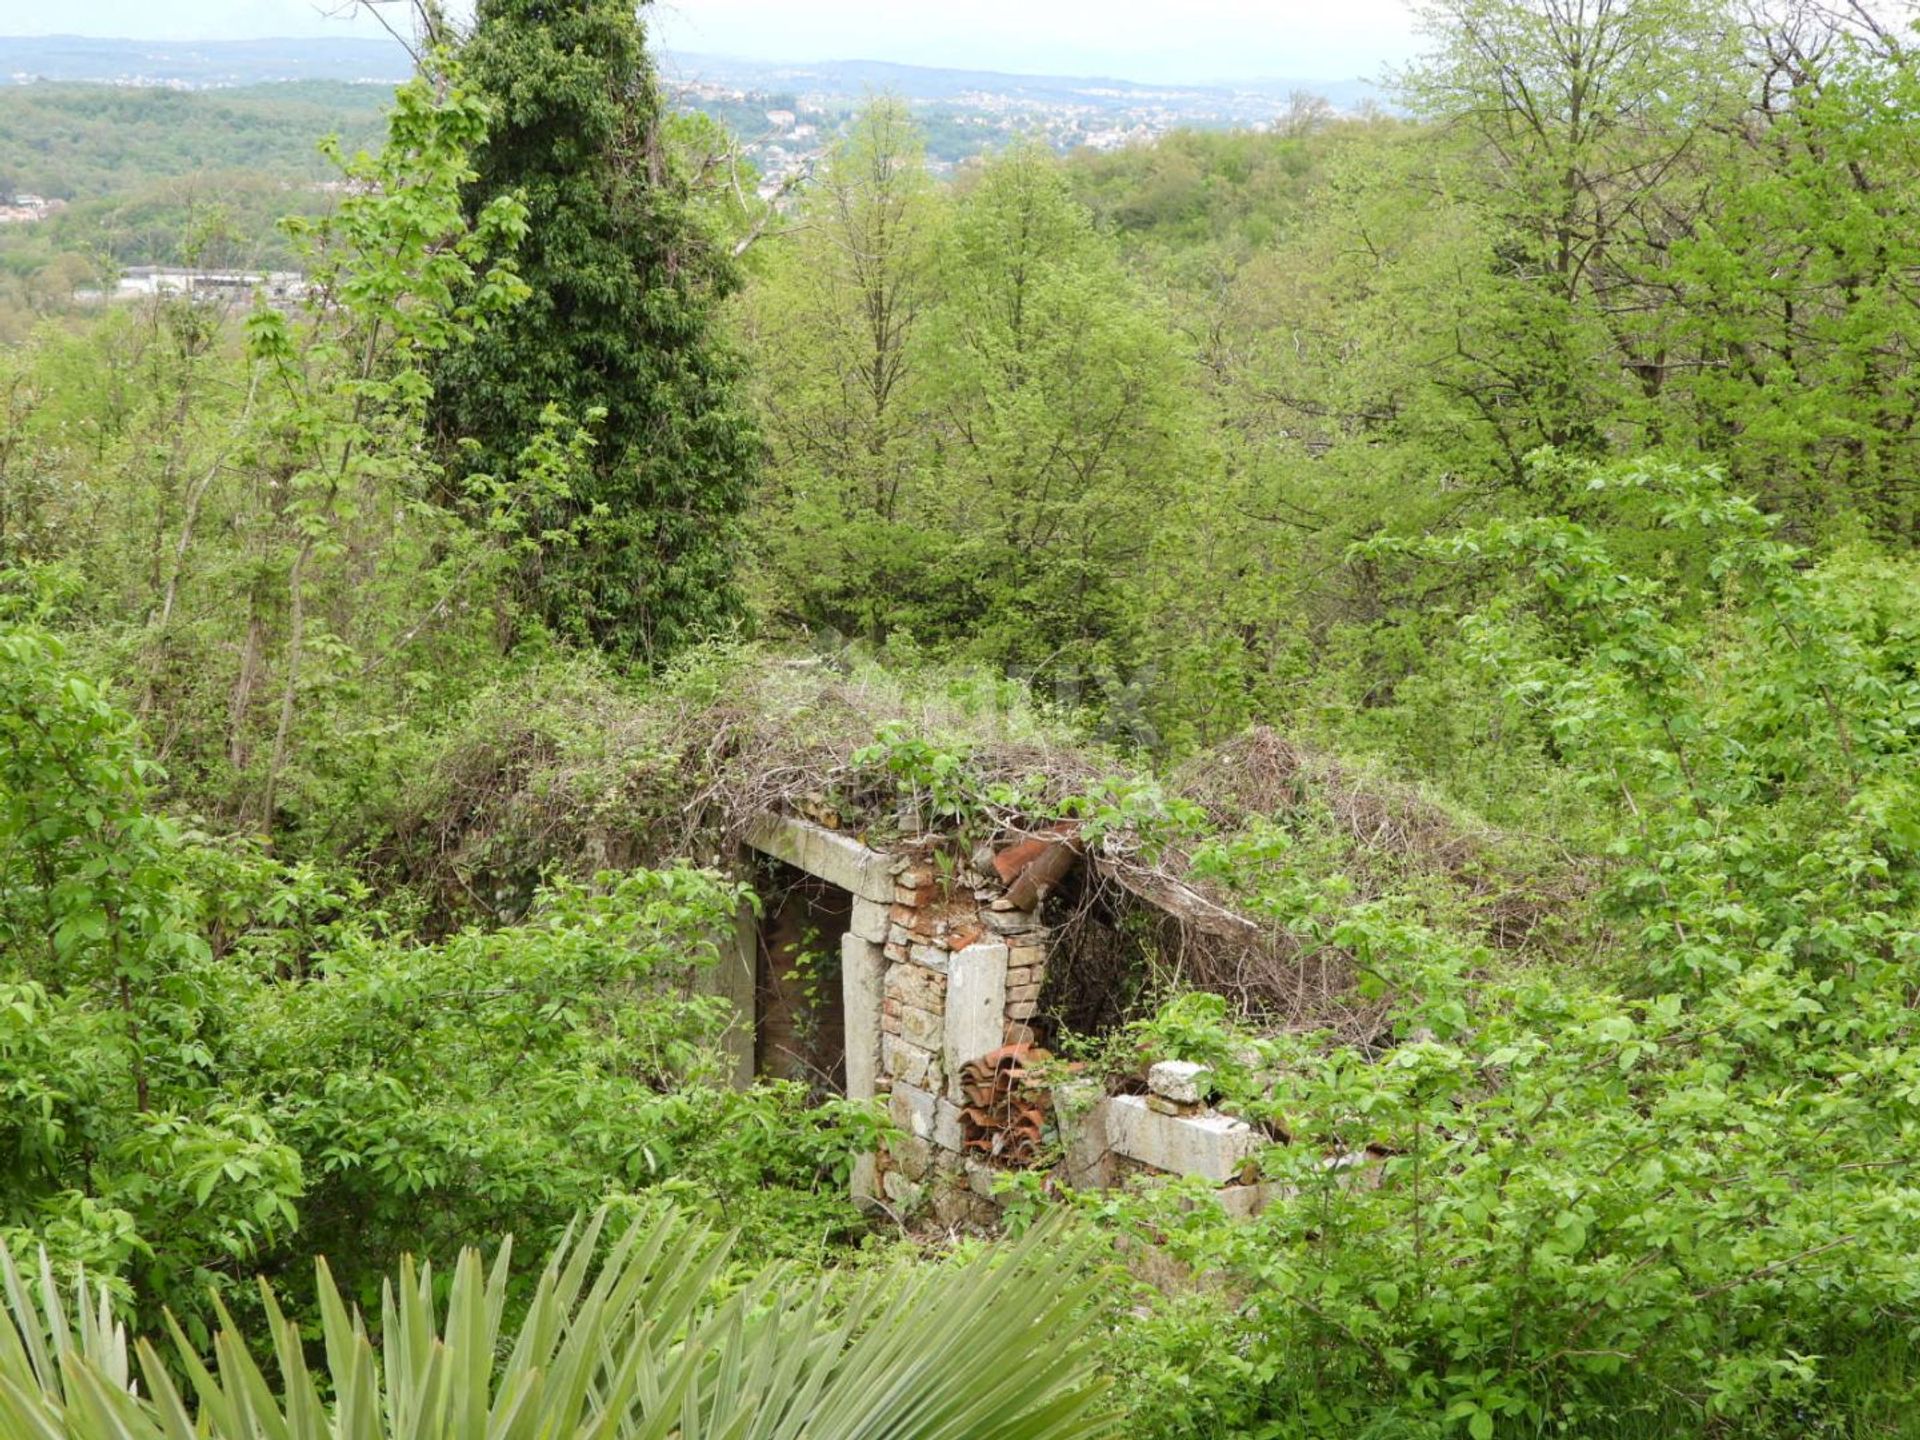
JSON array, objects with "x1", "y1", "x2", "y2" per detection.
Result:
[{"x1": 712, "y1": 810, "x2": 1284, "y2": 1226}]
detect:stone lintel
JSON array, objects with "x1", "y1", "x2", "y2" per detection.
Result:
[{"x1": 746, "y1": 813, "x2": 895, "y2": 903}]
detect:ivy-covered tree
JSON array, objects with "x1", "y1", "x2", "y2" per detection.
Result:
[{"x1": 432, "y1": 0, "x2": 760, "y2": 665}]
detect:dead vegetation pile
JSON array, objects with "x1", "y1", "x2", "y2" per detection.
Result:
[
  {"x1": 1176, "y1": 728, "x2": 1585, "y2": 952},
  {"x1": 388, "y1": 650, "x2": 1584, "y2": 1037},
  {"x1": 389, "y1": 653, "x2": 1106, "y2": 922},
  {"x1": 1034, "y1": 728, "x2": 1590, "y2": 1046}
]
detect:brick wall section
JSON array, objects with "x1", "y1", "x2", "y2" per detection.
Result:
[{"x1": 873, "y1": 847, "x2": 1051, "y2": 1223}]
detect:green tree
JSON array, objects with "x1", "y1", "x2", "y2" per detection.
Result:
[
  {"x1": 744, "y1": 126, "x2": 1194, "y2": 688},
  {"x1": 1666, "y1": 6, "x2": 1920, "y2": 536},
  {"x1": 743, "y1": 97, "x2": 942, "y2": 643},
  {"x1": 230, "y1": 54, "x2": 528, "y2": 832},
  {"x1": 432, "y1": 0, "x2": 760, "y2": 666},
  {"x1": 930, "y1": 143, "x2": 1194, "y2": 675},
  {"x1": 1404, "y1": 0, "x2": 1742, "y2": 476}
]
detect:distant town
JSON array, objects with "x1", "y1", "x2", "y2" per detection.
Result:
[
  {"x1": 669, "y1": 69, "x2": 1367, "y2": 199},
  {"x1": 72, "y1": 266, "x2": 309, "y2": 308}
]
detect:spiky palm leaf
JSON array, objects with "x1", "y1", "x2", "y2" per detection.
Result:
[{"x1": 0, "y1": 1209, "x2": 1118, "y2": 1439}]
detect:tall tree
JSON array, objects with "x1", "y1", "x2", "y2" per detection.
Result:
[
  {"x1": 929, "y1": 143, "x2": 1193, "y2": 675},
  {"x1": 1669, "y1": 3, "x2": 1920, "y2": 535},
  {"x1": 1405, "y1": 0, "x2": 1742, "y2": 479},
  {"x1": 742, "y1": 98, "x2": 941, "y2": 643},
  {"x1": 433, "y1": 0, "x2": 759, "y2": 665}
]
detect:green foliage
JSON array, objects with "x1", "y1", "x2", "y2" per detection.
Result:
[
  {"x1": 1060, "y1": 775, "x2": 1204, "y2": 858},
  {"x1": 0, "y1": 48, "x2": 545, "y2": 849},
  {"x1": 854, "y1": 722, "x2": 982, "y2": 826},
  {"x1": 431, "y1": 0, "x2": 760, "y2": 666},
  {"x1": 0, "y1": 625, "x2": 881, "y2": 1335},
  {"x1": 17, "y1": 2, "x2": 1920, "y2": 1434},
  {"x1": 233, "y1": 863, "x2": 788, "y2": 1300},
  {"x1": 743, "y1": 116, "x2": 1194, "y2": 683},
  {"x1": 1085, "y1": 464, "x2": 1920, "y2": 1437},
  {"x1": 0, "y1": 624, "x2": 303, "y2": 1328}
]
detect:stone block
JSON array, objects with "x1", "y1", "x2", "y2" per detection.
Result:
[
  {"x1": 885, "y1": 962, "x2": 946, "y2": 1012},
  {"x1": 934, "y1": 1097, "x2": 965, "y2": 1151},
  {"x1": 890, "y1": 1082, "x2": 937, "y2": 1141},
  {"x1": 1006, "y1": 1000, "x2": 1036, "y2": 1021},
  {"x1": 930, "y1": 1179, "x2": 997, "y2": 1230},
  {"x1": 944, "y1": 941, "x2": 1009, "y2": 1089},
  {"x1": 983, "y1": 908, "x2": 1040, "y2": 936},
  {"x1": 842, "y1": 934, "x2": 884, "y2": 1102},
  {"x1": 900, "y1": 1003, "x2": 942, "y2": 1048},
  {"x1": 1007, "y1": 982, "x2": 1041, "y2": 1003},
  {"x1": 882, "y1": 1035, "x2": 941, "y2": 1092},
  {"x1": 1148, "y1": 1060, "x2": 1212, "y2": 1105},
  {"x1": 1216, "y1": 1181, "x2": 1287, "y2": 1220},
  {"x1": 882, "y1": 1171, "x2": 924, "y2": 1208},
  {"x1": 1053, "y1": 1080, "x2": 1114, "y2": 1190},
  {"x1": 745, "y1": 814, "x2": 894, "y2": 903},
  {"x1": 964, "y1": 1157, "x2": 1001, "y2": 1200},
  {"x1": 909, "y1": 942, "x2": 950, "y2": 971},
  {"x1": 850, "y1": 897, "x2": 891, "y2": 943},
  {"x1": 1009, "y1": 942, "x2": 1047, "y2": 969},
  {"x1": 889, "y1": 1132, "x2": 933, "y2": 1181},
  {"x1": 1106, "y1": 1094, "x2": 1263, "y2": 1183}
]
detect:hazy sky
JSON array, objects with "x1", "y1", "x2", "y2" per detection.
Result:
[{"x1": 0, "y1": 0, "x2": 1423, "y2": 82}]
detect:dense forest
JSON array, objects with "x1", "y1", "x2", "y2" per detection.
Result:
[{"x1": 7, "y1": 0, "x2": 1920, "y2": 1436}]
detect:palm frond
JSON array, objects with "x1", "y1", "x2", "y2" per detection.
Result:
[{"x1": 0, "y1": 1209, "x2": 1119, "y2": 1439}]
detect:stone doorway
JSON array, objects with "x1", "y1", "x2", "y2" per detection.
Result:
[{"x1": 753, "y1": 860, "x2": 850, "y2": 1096}]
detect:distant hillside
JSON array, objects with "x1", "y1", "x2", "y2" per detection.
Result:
[
  {"x1": 0, "y1": 82, "x2": 389, "y2": 200},
  {"x1": 1, "y1": 34, "x2": 411, "y2": 86},
  {"x1": 661, "y1": 52, "x2": 1381, "y2": 114}
]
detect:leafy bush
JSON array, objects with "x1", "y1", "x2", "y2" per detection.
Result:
[
  {"x1": 1087, "y1": 466, "x2": 1920, "y2": 1437},
  {"x1": 0, "y1": 622, "x2": 883, "y2": 1336}
]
